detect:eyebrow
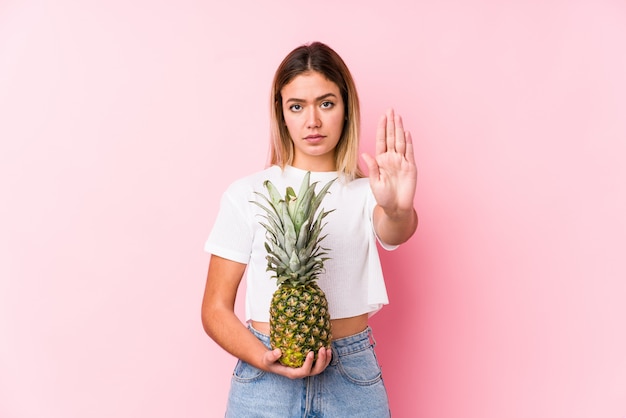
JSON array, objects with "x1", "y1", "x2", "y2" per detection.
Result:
[{"x1": 284, "y1": 93, "x2": 338, "y2": 104}]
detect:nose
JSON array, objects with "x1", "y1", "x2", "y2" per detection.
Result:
[{"x1": 306, "y1": 107, "x2": 321, "y2": 129}]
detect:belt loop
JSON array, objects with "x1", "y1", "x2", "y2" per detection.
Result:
[
  {"x1": 368, "y1": 327, "x2": 376, "y2": 347},
  {"x1": 330, "y1": 346, "x2": 339, "y2": 366}
]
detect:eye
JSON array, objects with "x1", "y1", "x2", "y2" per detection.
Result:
[
  {"x1": 289, "y1": 104, "x2": 302, "y2": 112},
  {"x1": 320, "y1": 101, "x2": 334, "y2": 109}
]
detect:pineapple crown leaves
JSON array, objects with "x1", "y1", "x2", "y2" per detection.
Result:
[{"x1": 250, "y1": 172, "x2": 336, "y2": 286}]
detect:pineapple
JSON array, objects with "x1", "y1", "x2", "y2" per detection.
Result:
[{"x1": 251, "y1": 172, "x2": 336, "y2": 367}]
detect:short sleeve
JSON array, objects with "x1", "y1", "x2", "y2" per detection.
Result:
[
  {"x1": 204, "y1": 187, "x2": 253, "y2": 264},
  {"x1": 366, "y1": 186, "x2": 399, "y2": 252}
]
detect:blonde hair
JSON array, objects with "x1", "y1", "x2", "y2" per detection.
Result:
[{"x1": 268, "y1": 42, "x2": 364, "y2": 180}]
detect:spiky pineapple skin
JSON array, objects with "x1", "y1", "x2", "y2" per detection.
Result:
[{"x1": 269, "y1": 283, "x2": 331, "y2": 368}]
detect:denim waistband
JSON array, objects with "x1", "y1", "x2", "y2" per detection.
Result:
[{"x1": 248, "y1": 325, "x2": 375, "y2": 357}]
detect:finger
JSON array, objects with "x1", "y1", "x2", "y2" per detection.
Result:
[
  {"x1": 386, "y1": 108, "x2": 396, "y2": 153},
  {"x1": 279, "y1": 350, "x2": 314, "y2": 379},
  {"x1": 263, "y1": 348, "x2": 282, "y2": 366},
  {"x1": 361, "y1": 153, "x2": 380, "y2": 180},
  {"x1": 322, "y1": 347, "x2": 332, "y2": 367},
  {"x1": 375, "y1": 113, "x2": 387, "y2": 155},
  {"x1": 311, "y1": 347, "x2": 330, "y2": 375},
  {"x1": 405, "y1": 131, "x2": 416, "y2": 166},
  {"x1": 395, "y1": 113, "x2": 406, "y2": 156},
  {"x1": 300, "y1": 350, "x2": 315, "y2": 374}
]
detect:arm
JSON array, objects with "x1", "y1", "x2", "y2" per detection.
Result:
[
  {"x1": 372, "y1": 204, "x2": 418, "y2": 246},
  {"x1": 201, "y1": 254, "x2": 331, "y2": 379},
  {"x1": 362, "y1": 108, "x2": 418, "y2": 245}
]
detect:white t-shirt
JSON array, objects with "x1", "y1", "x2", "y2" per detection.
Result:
[{"x1": 204, "y1": 165, "x2": 395, "y2": 322}]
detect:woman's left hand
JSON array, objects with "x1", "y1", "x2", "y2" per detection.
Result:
[{"x1": 362, "y1": 108, "x2": 417, "y2": 218}]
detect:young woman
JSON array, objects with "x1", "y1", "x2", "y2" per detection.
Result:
[{"x1": 202, "y1": 42, "x2": 417, "y2": 417}]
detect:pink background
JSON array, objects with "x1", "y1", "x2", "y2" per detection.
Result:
[{"x1": 1, "y1": 0, "x2": 625, "y2": 417}]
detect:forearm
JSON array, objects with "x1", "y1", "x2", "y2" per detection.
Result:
[
  {"x1": 373, "y1": 204, "x2": 418, "y2": 246},
  {"x1": 201, "y1": 255, "x2": 272, "y2": 372},
  {"x1": 202, "y1": 303, "x2": 271, "y2": 371}
]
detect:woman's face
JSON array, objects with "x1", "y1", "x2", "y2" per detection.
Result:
[{"x1": 280, "y1": 71, "x2": 345, "y2": 172}]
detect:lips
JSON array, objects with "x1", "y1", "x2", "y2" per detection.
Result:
[{"x1": 304, "y1": 134, "x2": 325, "y2": 143}]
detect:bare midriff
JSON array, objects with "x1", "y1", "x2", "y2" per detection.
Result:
[{"x1": 251, "y1": 313, "x2": 369, "y2": 340}]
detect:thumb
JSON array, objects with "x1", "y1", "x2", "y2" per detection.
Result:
[
  {"x1": 263, "y1": 348, "x2": 282, "y2": 366},
  {"x1": 361, "y1": 153, "x2": 379, "y2": 179}
]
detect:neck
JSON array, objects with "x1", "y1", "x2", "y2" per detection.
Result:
[{"x1": 292, "y1": 155, "x2": 336, "y2": 172}]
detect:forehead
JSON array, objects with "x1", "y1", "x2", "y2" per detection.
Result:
[{"x1": 281, "y1": 71, "x2": 341, "y2": 98}]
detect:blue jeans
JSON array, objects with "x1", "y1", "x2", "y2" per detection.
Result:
[{"x1": 225, "y1": 325, "x2": 391, "y2": 418}]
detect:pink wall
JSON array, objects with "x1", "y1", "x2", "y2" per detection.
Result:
[{"x1": 1, "y1": 1, "x2": 625, "y2": 417}]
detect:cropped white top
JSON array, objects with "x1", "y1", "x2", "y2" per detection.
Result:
[{"x1": 204, "y1": 165, "x2": 395, "y2": 322}]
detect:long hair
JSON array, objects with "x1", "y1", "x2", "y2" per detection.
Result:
[{"x1": 268, "y1": 42, "x2": 364, "y2": 180}]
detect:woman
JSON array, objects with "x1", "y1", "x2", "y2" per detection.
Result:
[{"x1": 202, "y1": 41, "x2": 417, "y2": 417}]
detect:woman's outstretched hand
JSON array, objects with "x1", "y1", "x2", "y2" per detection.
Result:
[
  {"x1": 362, "y1": 108, "x2": 418, "y2": 245},
  {"x1": 261, "y1": 347, "x2": 332, "y2": 380}
]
